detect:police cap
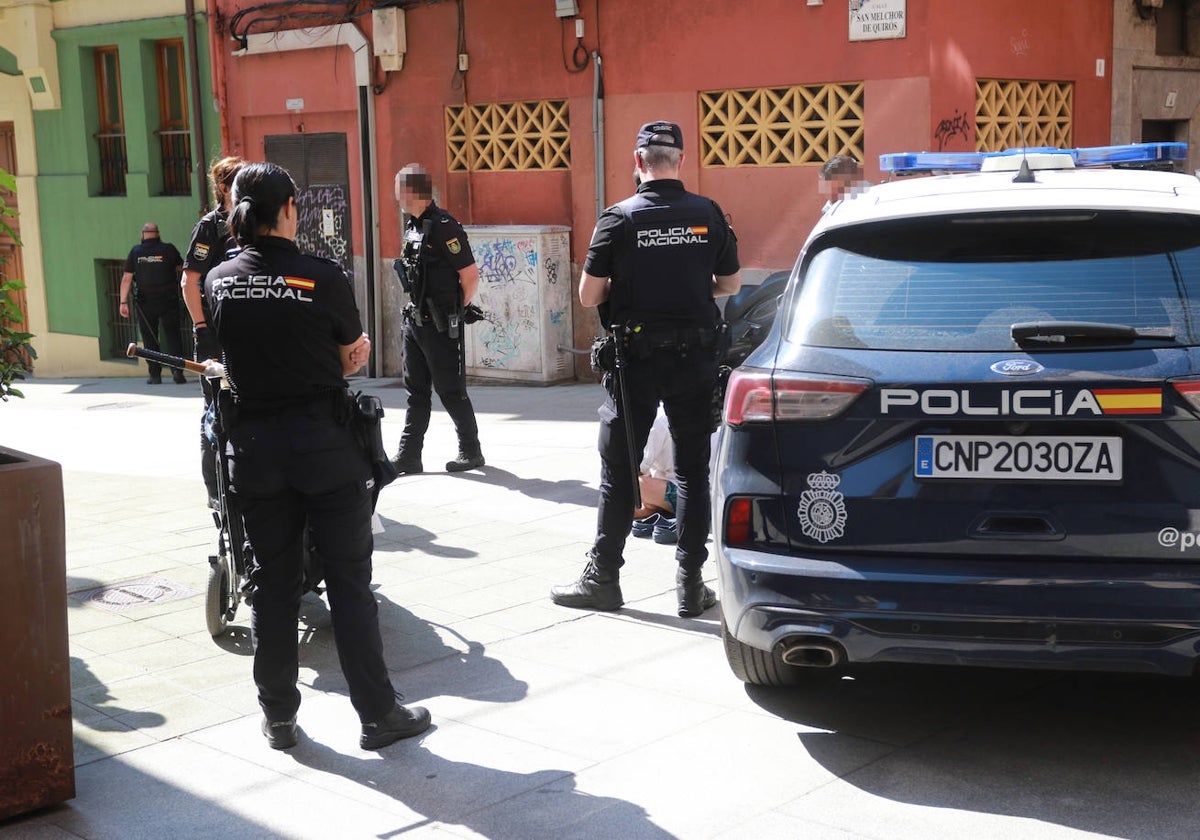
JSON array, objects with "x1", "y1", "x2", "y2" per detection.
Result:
[{"x1": 635, "y1": 121, "x2": 683, "y2": 151}]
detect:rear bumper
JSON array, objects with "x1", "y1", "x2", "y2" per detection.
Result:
[{"x1": 717, "y1": 546, "x2": 1200, "y2": 676}]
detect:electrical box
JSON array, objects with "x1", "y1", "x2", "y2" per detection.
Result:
[
  {"x1": 555, "y1": 0, "x2": 579, "y2": 18},
  {"x1": 372, "y1": 7, "x2": 406, "y2": 72},
  {"x1": 462, "y1": 226, "x2": 574, "y2": 383}
]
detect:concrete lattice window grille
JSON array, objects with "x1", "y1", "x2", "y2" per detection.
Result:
[
  {"x1": 976, "y1": 79, "x2": 1074, "y2": 152},
  {"x1": 698, "y1": 82, "x2": 865, "y2": 168},
  {"x1": 445, "y1": 100, "x2": 571, "y2": 172}
]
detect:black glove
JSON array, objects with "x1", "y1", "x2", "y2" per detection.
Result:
[
  {"x1": 194, "y1": 325, "x2": 221, "y2": 361},
  {"x1": 463, "y1": 303, "x2": 485, "y2": 324}
]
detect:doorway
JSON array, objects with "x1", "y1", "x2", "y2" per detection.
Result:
[{"x1": 264, "y1": 133, "x2": 353, "y2": 278}]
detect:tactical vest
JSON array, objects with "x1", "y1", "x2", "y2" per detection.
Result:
[
  {"x1": 607, "y1": 189, "x2": 722, "y2": 329},
  {"x1": 407, "y1": 211, "x2": 461, "y2": 313}
]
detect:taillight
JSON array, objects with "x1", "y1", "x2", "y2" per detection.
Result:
[
  {"x1": 724, "y1": 369, "x2": 869, "y2": 425},
  {"x1": 726, "y1": 497, "x2": 753, "y2": 546},
  {"x1": 1173, "y1": 380, "x2": 1200, "y2": 412}
]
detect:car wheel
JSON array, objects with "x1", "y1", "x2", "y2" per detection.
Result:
[{"x1": 720, "y1": 614, "x2": 810, "y2": 686}]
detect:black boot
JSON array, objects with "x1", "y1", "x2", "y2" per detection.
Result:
[
  {"x1": 391, "y1": 441, "x2": 423, "y2": 475},
  {"x1": 550, "y1": 556, "x2": 623, "y2": 611},
  {"x1": 676, "y1": 567, "x2": 717, "y2": 617},
  {"x1": 446, "y1": 442, "x2": 484, "y2": 472}
]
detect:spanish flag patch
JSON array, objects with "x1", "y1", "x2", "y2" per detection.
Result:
[{"x1": 284, "y1": 276, "x2": 316, "y2": 291}]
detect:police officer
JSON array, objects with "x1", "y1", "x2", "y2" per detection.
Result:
[
  {"x1": 119, "y1": 222, "x2": 186, "y2": 384},
  {"x1": 390, "y1": 163, "x2": 485, "y2": 474},
  {"x1": 550, "y1": 121, "x2": 741, "y2": 617},
  {"x1": 205, "y1": 161, "x2": 430, "y2": 751},
  {"x1": 182, "y1": 155, "x2": 244, "y2": 509}
]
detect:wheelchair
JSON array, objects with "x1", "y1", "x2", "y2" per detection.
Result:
[{"x1": 127, "y1": 343, "x2": 323, "y2": 638}]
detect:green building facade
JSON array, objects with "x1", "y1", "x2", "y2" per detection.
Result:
[{"x1": 33, "y1": 13, "x2": 220, "y2": 366}]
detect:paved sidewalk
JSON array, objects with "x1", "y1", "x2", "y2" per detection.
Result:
[{"x1": 3, "y1": 376, "x2": 1199, "y2": 840}]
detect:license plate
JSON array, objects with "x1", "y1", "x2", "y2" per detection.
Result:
[{"x1": 914, "y1": 435, "x2": 1123, "y2": 481}]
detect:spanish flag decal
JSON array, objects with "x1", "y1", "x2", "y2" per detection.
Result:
[
  {"x1": 284, "y1": 276, "x2": 316, "y2": 291},
  {"x1": 1092, "y1": 387, "x2": 1162, "y2": 415},
  {"x1": 690, "y1": 226, "x2": 709, "y2": 235}
]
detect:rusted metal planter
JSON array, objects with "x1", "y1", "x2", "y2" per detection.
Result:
[{"x1": 0, "y1": 446, "x2": 73, "y2": 819}]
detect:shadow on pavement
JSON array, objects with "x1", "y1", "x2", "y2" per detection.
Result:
[
  {"x1": 617, "y1": 607, "x2": 722, "y2": 639},
  {"x1": 290, "y1": 738, "x2": 680, "y2": 840},
  {"x1": 450, "y1": 464, "x2": 596, "y2": 506},
  {"x1": 749, "y1": 664, "x2": 1200, "y2": 839},
  {"x1": 374, "y1": 513, "x2": 479, "y2": 558},
  {"x1": 295, "y1": 586, "x2": 529, "y2": 706}
]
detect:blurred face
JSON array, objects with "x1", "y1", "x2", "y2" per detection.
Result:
[
  {"x1": 819, "y1": 174, "x2": 853, "y2": 201},
  {"x1": 395, "y1": 176, "x2": 431, "y2": 217}
]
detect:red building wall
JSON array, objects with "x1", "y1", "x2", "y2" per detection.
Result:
[{"x1": 211, "y1": 0, "x2": 1113, "y2": 348}]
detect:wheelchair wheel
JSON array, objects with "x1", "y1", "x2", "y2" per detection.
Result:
[{"x1": 206, "y1": 550, "x2": 237, "y2": 637}]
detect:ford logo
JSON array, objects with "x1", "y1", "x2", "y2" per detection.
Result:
[{"x1": 990, "y1": 359, "x2": 1044, "y2": 376}]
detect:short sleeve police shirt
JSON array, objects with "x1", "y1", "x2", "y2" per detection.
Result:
[
  {"x1": 183, "y1": 209, "x2": 235, "y2": 279},
  {"x1": 204, "y1": 236, "x2": 361, "y2": 402},
  {"x1": 583, "y1": 180, "x2": 739, "y2": 279},
  {"x1": 125, "y1": 239, "x2": 183, "y2": 299},
  {"x1": 415, "y1": 202, "x2": 475, "y2": 274}
]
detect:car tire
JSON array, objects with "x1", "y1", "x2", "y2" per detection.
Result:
[{"x1": 721, "y1": 614, "x2": 808, "y2": 686}]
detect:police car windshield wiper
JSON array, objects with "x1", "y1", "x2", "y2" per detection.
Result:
[{"x1": 1011, "y1": 321, "x2": 1177, "y2": 345}]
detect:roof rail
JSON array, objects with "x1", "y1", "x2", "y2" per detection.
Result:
[{"x1": 880, "y1": 142, "x2": 1187, "y2": 176}]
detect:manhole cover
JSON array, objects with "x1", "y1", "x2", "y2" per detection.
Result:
[{"x1": 70, "y1": 577, "x2": 200, "y2": 612}]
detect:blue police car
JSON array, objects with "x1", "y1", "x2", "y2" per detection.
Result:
[{"x1": 713, "y1": 142, "x2": 1200, "y2": 685}]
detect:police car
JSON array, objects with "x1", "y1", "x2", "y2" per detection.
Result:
[{"x1": 713, "y1": 142, "x2": 1200, "y2": 685}]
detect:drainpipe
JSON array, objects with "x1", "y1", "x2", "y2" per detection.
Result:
[
  {"x1": 592, "y1": 51, "x2": 605, "y2": 219},
  {"x1": 185, "y1": 0, "x2": 207, "y2": 216},
  {"x1": 206, "y1": 0, "x2": 231, "y2": 153},
  {"x1": 232, "y1": 24, "x2": 380, "y2": 378}
]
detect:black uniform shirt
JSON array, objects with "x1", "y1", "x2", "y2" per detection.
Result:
[
  {"x1": 204, "y1": 236, "x2": 361, "y2": 403},
  {"x1": 408, "y1": 201, "x2": 475, "y2": 310},
  {"x1": 125, "y1": 238, "x2": 183, "y2": 301},
  {"x1": 184, "y1": 208, "x2": 236, "y2": 279},
  {"x1": 584, "y1": 179, "x2": 740, "y2": 327}
]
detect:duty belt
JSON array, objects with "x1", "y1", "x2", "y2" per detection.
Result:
[{"x1": 633, "y1": 326, "x2": 717, "y2": 353}]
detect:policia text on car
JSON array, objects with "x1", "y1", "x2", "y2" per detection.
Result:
[
  {"x1": 204, "y1": 161, "x2": 429, "y2": 752},
  {"x1": 550, "y1": 120, "x2": 742, "y2": 619}
]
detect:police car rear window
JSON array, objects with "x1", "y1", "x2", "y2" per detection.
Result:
[{"x1": 789, "y1": 212, "x2": 1200, "y2": 352}]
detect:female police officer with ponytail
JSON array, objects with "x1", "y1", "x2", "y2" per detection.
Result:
[{"x1": 205, "y1": 161, "x2": 430, "y2": 751}]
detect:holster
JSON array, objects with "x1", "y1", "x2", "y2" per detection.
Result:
[
  {"x1": 350, "y1": 391, "x2": 398, "y2": 496},
  {"x1": 590, "y1": 333, "x2": 617, "y2": 375},
  {"x1": 392, "y1": 257, "x2": 413, "y2": 294},
  {"x1": 424, "y1": 300, "x2": 450, "y2": 334},
  {"x1": 214, "y1": 387, "x2": 239, "y2": 438}
]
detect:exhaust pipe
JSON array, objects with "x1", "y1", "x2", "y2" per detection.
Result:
[{"x1": 778, "y1": 638, "x2": 844, "y2": 668}]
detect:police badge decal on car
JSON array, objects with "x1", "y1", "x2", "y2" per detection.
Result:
[{"x1": 797, "y1": 471, "x2": 847, "y2": 543}]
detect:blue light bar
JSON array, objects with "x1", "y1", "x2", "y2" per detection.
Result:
[
  {"x1": 1070, "y1": 143, "x2": 1187, "y2": 166},
  {"x1": 878, "y1": 152, "x2": 984, "y2": 173},
  {"x1": 879, "y1": 142, "x2": 1188, "y2": 174}
]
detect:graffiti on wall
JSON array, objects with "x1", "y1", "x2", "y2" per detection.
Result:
[
  {"x1": 474, "y1": 236, "x2": 541, "y2": 371},
  {"x1": 295, "y1": 183, "x2": 352, "y2": 277},
  {"x1": 469, "y1": 231, "x2": 570, "y2": 374},
  {"x1": 934, "y1": 109, "x2": 973, "y2": 151}
]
